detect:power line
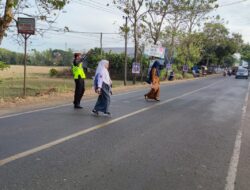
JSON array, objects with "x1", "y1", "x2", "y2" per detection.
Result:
[
  {"x1": 72, "y1": 0, "x2": 123, "y2": 16},
  {"x1": 9, "y1": 24, "x2": 120, "y2": 35},
  {"x1": 219, "y1": 0, "x2": 249, "y2": 7}
]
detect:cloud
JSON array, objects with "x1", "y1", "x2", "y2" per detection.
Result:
[
  {"x1": 2, "y1": 0, "x2": 250, "y2": 52},
  {"x1": 212, "y1": 0, "x2": 250, "y2": 43}
]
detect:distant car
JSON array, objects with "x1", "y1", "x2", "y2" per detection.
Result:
[{"x1": 235, "y1": 68, "x2": 248, "y2": 79}]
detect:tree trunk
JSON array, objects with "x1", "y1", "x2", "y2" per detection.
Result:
[
  {"x1": 0, "y1": 0, "x2": 14, "y2": 44},
  {"x1": 206, "y1": 57, "x2": 209, "y2": 66},
  {"x1": 133, "y1": 21, "x2": 138, "y2": 85}
]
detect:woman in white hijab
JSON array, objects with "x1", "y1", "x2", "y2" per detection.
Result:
[{"x1": 92, "y1": 59, "x2": 112, "y2": 116}]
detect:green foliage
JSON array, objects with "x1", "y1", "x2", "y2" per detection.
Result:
[
  {"x1": 85, "y1": 48, "x2": 105, "y2": 70},
  {"x1": 183, "y1": 73, "x2": 194, "y2": 79},
  {"x1": 49, "y1": 68, "x2": 58, "y2": 77},
  {"x1": 171, "y1": 64, "x2": 179, "y2": 73},
  {"x1": 174, "y1": 73, "x2": 183, "y2": 80},
  {"x1": 0, "y1": 61, "x2": 10, "y2": 70},
  {"x1": 85, "y1": 48, "x2": 134, "y2": 79},
  {"x1": 47, "y1": 0, "x2": 70, "y2": 9},
  {"x1": 224, "y1": 56, "x2": 236, "y2": 67},
  {"x1": 198, "y1": 21, "x2": 243, "y2": 66},
  {"x1": 48, "y1": 67, "x2": 71, "y2": 78},
  {"x1": 0, "y1": 0, "x2": 70, "y2": 43},
  {"x1": 241, "y1": 44, "x2": 250, "y2": 62},
  {"x1": 174, "y1": 38, "x2": 201, "y2": 69},
  {"x1": 28, "y1": 48, "x2": 73, "y2": 66},
  {"x1": 0, "y1": 48, "x2": 23, "y2": 65},
  {"x1": 159, "y1": 69, "x2": 167, "y2": 80}
]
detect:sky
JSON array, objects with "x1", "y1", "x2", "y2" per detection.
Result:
[{"x1": 1, "y1": 0, "x2": 250, "y2": 53}]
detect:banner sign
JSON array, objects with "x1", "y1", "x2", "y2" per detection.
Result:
[
  {"x1": 18, "y1": 17, "x2": 35, "y2": 35},
  {"x1": 144, "y1": 45, "x2": 165, "y2": 59}
]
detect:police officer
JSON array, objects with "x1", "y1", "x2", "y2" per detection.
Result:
[{"x1": 72, "y1": 53, "x2": 86, "y2": 109}]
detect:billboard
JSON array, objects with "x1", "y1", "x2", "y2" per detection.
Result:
[{"x1": 144, "y1": 45, "x2": 165, "y2": 59}]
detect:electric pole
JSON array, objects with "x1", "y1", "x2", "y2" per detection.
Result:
[
  {"x1": 100, "y1": 32, "x2": 103, "y2": 56},
  {"x1": 124, "y1": 16, "x2": 128, "y2": 86}
]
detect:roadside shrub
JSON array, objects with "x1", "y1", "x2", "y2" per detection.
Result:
[
  {"x1": 175, "y1": 73, "x2": 183, "y2": 80},
  {"x1": 56, "y1": 68, "x2": 72, "y2": 78},
  {"x1": 183, "y1": 73, "x2": 194, "y2": 79},
  {"x1": 0, "y1": 61, "x2": 10, "y2": 71},
  {"x1": 49, "y1": 68, "x2": 58, "y2": 77},
  {"x1": 160, "y1": 69, "x2": 167, "y2": 80}
]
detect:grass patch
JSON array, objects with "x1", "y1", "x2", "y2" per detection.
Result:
[{"x1": 0, "y1": 77, "x2": 125, "y2": 98}]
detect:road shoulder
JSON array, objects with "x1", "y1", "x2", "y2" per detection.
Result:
[{"x1": 0, "y1": 76, "x2": 213, "y2": 116}]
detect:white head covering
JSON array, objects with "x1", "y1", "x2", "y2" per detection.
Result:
[
  {"x1": 95, "y1": 60, "x2": 108, "y2": 77},
  {"x1": 94, "y1": 60, "x2": 111, "y2": 87}
]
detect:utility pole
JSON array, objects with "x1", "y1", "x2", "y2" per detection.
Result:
[
  {"x1": 124, "y1": 16, "x2": 128, "y2": 86},
  {"x1": 65, "y1": 42, "x2": 67, "y2": 51},
  {"x1": 100, "y1": 32, "x2": 103, "y2": 56}
]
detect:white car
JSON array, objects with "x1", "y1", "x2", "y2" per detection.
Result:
[{"x1": 235, "y1": 68, "x2": 248, "y2": 79}]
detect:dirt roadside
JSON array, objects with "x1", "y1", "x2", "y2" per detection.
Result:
[
  {"x1": 0, "y1": 77, "x2": 208, "y2": 116},
  {"x1": 0, "y1": 82, "x2": 148, "y2": 116}
]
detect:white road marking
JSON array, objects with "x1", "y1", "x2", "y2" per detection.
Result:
[
  {"x1": 224, "y1": 81, "x2": 250, "y2": 190},
  {"x1": 0, "y1": 81, "x2": 219, "y2": 167}
]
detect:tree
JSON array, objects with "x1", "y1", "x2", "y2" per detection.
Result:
[
  {"x1": 113, "y1": 0, "x2": 149, "y2": 62},
  {"x1": 0, "y1": 47, "x2": 23, "y2": 64},
  {"x1": 0, "y1": 61, "x2": 9, "y2": 70},
  {"x1": 183, "y1": 0, "x2": 218, "y2": 34},
  {"x1": 182, "y1": 0, "x2": 218, "y2": 65},
  {"x1": 241, "y1": 44, "x2": 250, "y2": 62},
  {"x1": 142, "y1": 0, "x2": 170, "y2": 45},
  {"x1": 201, "y1": 21, "x2": 229, "y2": 66},
  {"x1": 231, "y1": 33, "x2": 244, "y2": 53},
  {"x1": 174, "y1": 32, "x2": 202, "y2": 69},
  {"x1": 200, "y1": 21, "x2": 243, "y2": 66},
  {"x1": 0, "y1": 0, "x2": 70, "y2": 44},
  {"x1": 162, "y1": 0, "x2": 187, "y2": 61}
]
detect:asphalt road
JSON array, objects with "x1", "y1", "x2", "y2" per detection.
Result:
[{"x1": 0, "y1": 76, "x2": 250, "y2": 190}]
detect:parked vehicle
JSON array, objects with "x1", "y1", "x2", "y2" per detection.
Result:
[
  {"x1": 235, "y1": 67, "x2": 248, "y2": 79},
  {"x1": 231, "y1": 66, "x2": 238, "y2": 75}
]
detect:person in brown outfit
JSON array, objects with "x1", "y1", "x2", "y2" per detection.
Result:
[{"x1": 144, "y1": 60, "x2": 160, "y2": 101}]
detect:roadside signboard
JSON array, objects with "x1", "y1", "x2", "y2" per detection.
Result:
[
  {"x1": 183, "y1": 64, "x2": 188, "y2": 72},
  {"x1": 17, "y1": 17, "x2": 35, "y2": 35},
  {"x1": 132, "y1": 62, "x2": 140, "y2": 74},
  {"x1": 144, "y1": 44, "x2": 165, "y2": 59},
  {"x1": 166, "y1": 63, "x2": 172, "y2": 70},
  {"x1": 17, "y1": 17, "x2": 35, "y2": 97}
]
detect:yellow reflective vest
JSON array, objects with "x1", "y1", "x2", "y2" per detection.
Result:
[{"x1": 72, "y1": 63, "x2": 86, "y2": 79}]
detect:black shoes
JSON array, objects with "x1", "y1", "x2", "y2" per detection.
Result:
[
  {"x1": 74, "y1": 105, "x2": 83, "y2": 109},
  {"x1": 92, "y1": 109, "x2": 99, "y2": 115},
  {"x1": 92, "y1": 110, "x2": 111, "y2": 117}
]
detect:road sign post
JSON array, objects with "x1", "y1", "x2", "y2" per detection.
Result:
[{"x1": 17, "y1": 18, "x2": 35, "y2": 97}]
